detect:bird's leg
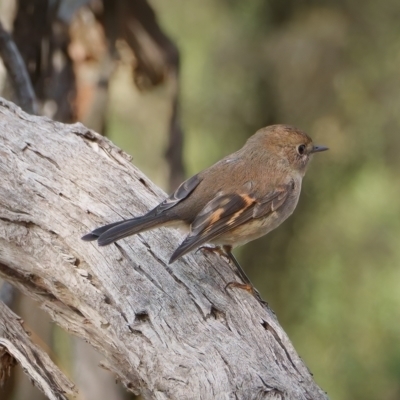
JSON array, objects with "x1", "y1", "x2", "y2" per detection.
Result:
[
  {"x1": 199, "y1": 245, "x2": 259, "y2": 298},
  {"x1": 220, "y1": 245, "x2": 260, "y2": 295},
  {"x1": 198, "y1": 245, "x2": 247, "y2": 282},
  {"x1": 199, "y1": 244, "x2": 252, "y2": 287},
  {"x1": 222, "y1": 246, "x2": 267, "y2": 303}
]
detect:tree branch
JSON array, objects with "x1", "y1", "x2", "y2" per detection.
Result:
[
  {"x1": 0, "y1": 301, "x2": 76, "y2": 399},
  {"x1": 0, "y1": 97, "x2": 327, "y2": 399},
  {"x1": 0, "y1": 20, "x2": 38, "y2": 115}
]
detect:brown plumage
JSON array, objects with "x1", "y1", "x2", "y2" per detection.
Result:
[{"x1": 82, "y1": 124, "x2": 328, "y2": 286}]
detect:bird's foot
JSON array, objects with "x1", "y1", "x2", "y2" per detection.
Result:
[
  {"x1": 197, "y1": 245, "x2": 230, "y2": 262},
  {"x1": 225, "y1": 281, "x2": 255, "y2": 294},
  {"x1": 225, "y1": 281, "x2": 266, "y2": 304},
  {"x1": 198, "y1": 245, "x2": 265, "y2": 303}
]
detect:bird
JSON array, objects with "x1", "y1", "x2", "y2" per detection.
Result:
[{"x1": 82, "y1": 124, "x2": 328, "y2": 289}]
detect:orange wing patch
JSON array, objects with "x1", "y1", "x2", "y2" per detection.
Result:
[
  {"x1": 204, "y1": 208, "x2": 225, "y2": 233},
  {"x1": 227, "y1": 194, "x2": 255, "y2": 226}
]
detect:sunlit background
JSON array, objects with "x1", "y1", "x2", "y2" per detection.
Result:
[{"x1": 1, "y1": 1, "x2": 400, "y2": 399}]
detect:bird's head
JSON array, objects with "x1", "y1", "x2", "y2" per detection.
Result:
[{"x1": 247, "y1": 124, "x2": 328, "y2": 176}]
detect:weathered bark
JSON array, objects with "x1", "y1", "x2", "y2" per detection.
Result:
[
  {"x1": 0, "y1": 301, "x2": 76, "y2": 399},
  {"x1": 0, "y1": 98, "x2": 328, "y2": 400}
]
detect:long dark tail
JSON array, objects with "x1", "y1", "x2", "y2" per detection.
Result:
[{"x1": 82, "y1": 214, "x2": 170, "y2": 246}]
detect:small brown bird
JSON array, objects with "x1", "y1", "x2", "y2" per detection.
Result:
[{"x1": 82, "y1": 125, "x2": 327, "y2": 287}]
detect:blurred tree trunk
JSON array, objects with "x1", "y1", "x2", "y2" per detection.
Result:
[{"x1": 0, "y1": 98, "x2": 327, "y2": 399}]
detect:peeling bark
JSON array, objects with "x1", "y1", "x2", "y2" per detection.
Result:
[{"x1": 0, "y1": 98, "x2": 327, "y2": 400}]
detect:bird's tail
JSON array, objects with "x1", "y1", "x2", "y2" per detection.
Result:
[{"x1": 81, "y1": 214, "x2": 170, "y2": 246}]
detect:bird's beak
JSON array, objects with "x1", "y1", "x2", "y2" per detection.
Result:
[{"x1": 311, "y1": 145, "x2": 329, "y2": 153}]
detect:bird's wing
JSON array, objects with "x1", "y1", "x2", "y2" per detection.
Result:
[
  {"x1": 169, "y1": 183, "x2": 292, "y2": 263},
  {"x1": 154, "y1": 173, "x2": 203, "y2": 215},
  {"x1": 252, "y1": 184, "x2": 292, "y2": 218}
]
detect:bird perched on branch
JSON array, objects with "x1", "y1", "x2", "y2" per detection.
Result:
[{"x1": 82, "y1": 124, "x2": 328, "y2": 290}]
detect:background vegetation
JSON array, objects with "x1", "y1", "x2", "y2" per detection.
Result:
[{"x1": 1, "y1": 1, "x2": 400, "y2": 399}]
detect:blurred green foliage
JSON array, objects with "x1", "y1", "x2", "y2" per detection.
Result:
[{"x1": 107, "y1": 1, "x2": 400, "y2": 399}]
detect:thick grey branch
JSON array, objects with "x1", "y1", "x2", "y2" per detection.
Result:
[{"x1": 0, "y1": 97, "x2": 327, "y2": 400}]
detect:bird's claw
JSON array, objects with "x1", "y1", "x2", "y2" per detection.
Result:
[
  {"x1": 225, "y1": 281, "x2": 266, "y2": 305},
  {"x1": 197, "y1": 245, "x2": 230, "y2": 262},
  {"x1": 225, "y1": 281, "x2": 255, "y2": 294}
]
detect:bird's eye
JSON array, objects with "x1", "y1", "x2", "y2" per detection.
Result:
[{"x1": 297, "y1": 144, "x2": 306, "y2": 155}]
